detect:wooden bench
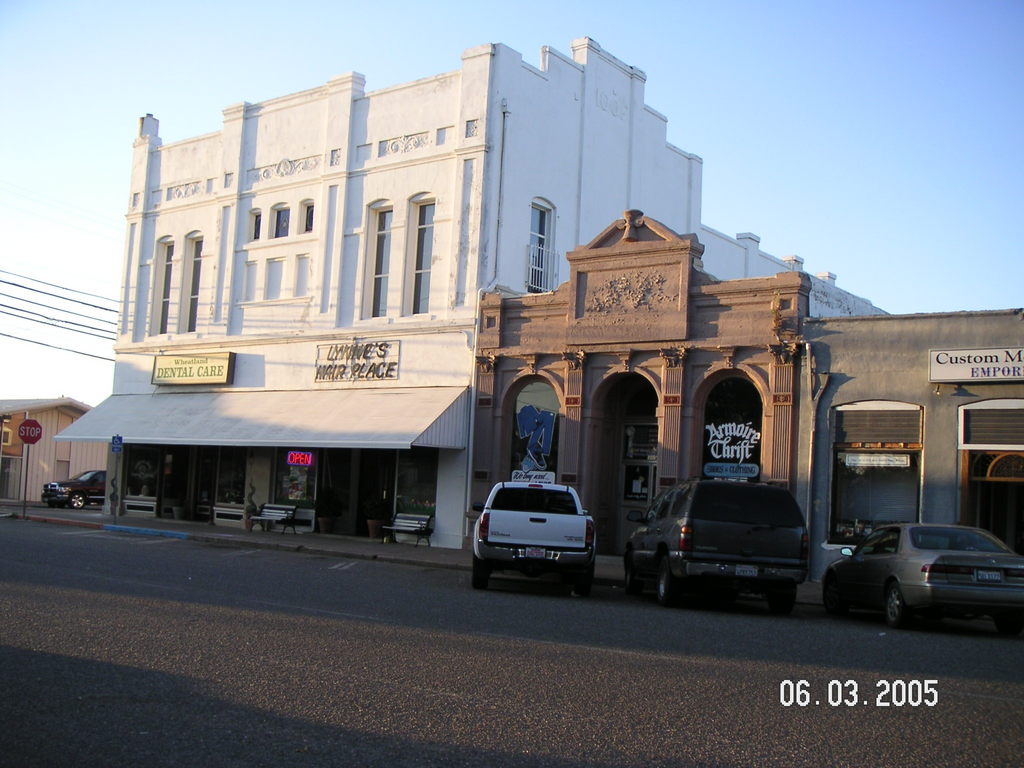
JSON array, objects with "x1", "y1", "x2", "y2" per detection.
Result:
[
  {"x1": 249, "y1": 504, "x2": 299, "y2": 534},
  {"x1": 382, "y1": 511, "x2": 435, "y2": 547}
]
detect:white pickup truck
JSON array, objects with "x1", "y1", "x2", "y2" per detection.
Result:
[{"x1": 471, "y1": 481, "x2": 596, "y2": 596}]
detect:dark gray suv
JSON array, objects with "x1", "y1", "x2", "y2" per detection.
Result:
[{"x1": 624, "y1": 480, "x2": 808, "y2": 614}]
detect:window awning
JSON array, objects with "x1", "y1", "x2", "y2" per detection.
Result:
[{"x1": 55, "y1": 387, "x2": 469, "y2": 450}]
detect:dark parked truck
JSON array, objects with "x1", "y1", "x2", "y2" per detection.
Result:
[
  {"x1": 472, "y1": 481, "x2": 596, "y2": 596},
  {"x1": 42, "y1": 470, "x2": 107, "y2": 509},
  {"x1": 624, "y1": 480, "x2": 808, "y2": 614}
]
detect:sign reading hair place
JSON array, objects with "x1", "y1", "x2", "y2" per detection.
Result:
[
  {"x1": 152, "y1": 352, "x2": 235, "y2": 385},
  {"x1": 315, "y1": 340, "x2": 400, "y2": 383}
]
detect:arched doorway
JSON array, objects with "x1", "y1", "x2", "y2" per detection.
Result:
[{"x1": 593, "y1": 374, "x2": 659, "y2": 554}]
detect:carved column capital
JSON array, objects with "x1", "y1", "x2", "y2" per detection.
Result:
[
  {"x1": 475, "y1": 354, "x2": 496, "y2": 374},
  {"x1": 562, "y1": 350, "x2": 586, "y2": 370}
]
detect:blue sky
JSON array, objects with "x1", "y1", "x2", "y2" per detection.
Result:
[{"x1": 1, "y1": 0, "x2": 1021, "y2": 407}]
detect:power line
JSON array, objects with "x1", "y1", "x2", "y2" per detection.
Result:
[
  {"x1": 0, "y1": 308, "x2": 116, "y2": 341},
  {"x1": 0, "y1": 303, "x2": 117, "y2": 338},
  {"x1": 0, "y1": 277, "x2": 117, "y2": 315},
  {"x1": 0, "y1": 268, "x2": 118, "y2": 306},
  {"x1": 0, "y1": 332, "x2": 115, "y2": 362},
  {"x1": 0, "y1": 290, "x2": 118, "y2": 326}
]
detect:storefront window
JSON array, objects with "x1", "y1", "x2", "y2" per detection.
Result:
[
  {"x1": 397, "y1": 447, "x2": 437, "y2": 516},
  {"x1": 830, "y1": 452, "x2": 920, "y2": 543},
  {"x1": 216, "y1": 447, "x2": 247, "y2": 505},
  {"x1": 274, "y1": 448, "x2": 317, "y2": 506},
  {"x1": 125, "y1": 445, "x2": 159, "y2": 497},
  {"x1": 509, "y1": 380, "x2": 559, "y2": 480},
  {"x1": 702, "y1": 377, "x2": 762, "y2": 481}
]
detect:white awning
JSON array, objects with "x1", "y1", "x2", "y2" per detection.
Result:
[{"x1": 55, "y1": 387, "x2": 469, "y2": 450}]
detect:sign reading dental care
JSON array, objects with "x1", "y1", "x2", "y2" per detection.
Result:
[
  {"x1": 314, "y1": 340, "x2": 400, "y2": 383},
  {"x1": 152, "y1": 352, "x2": 235, "y2": 385},
  {"x1": 930, "y1": 348, "x2": 1024, "y2": 383}
]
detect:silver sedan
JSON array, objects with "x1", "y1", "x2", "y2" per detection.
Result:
[{"x1": 822, "y1": 523, "x2": 1024, "y2": 635}]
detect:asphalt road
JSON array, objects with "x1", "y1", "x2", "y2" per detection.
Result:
[{"x1": 2, "y1": 520, "x2": 1022, "y2": 767}]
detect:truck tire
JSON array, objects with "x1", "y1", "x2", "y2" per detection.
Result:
[
  {"x1": 656, "y1": 557, "x2": 679, "y2": 607},
  {"x1": 623, "y1": 552, "x2": 643, "y2": 595},
  {"x1": 471, "y1": 555, "x2": 490, "y2": 590},
  {"x1": 69, "y1": 492, "x2": 87, "y2": 509},
  {"x1": 572, "y1": 564, "x2": 595, "y2": 597},
  {"x1": 767, "y1": 586, "x2": 797, "y2": 615}
]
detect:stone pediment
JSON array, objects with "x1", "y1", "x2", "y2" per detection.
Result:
[
  {"x1": 582, "y1": 209, "x2": 702, "y2": 253},
  {"x1": 566, "y1": 210, "x2": 705, "y2": 345}
]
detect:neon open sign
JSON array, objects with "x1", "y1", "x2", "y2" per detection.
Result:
[{"x1": 286, "y1": 451, "x2": 314, "y2": 467}]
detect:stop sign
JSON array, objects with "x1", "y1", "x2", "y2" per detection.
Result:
[{"x1": 18, "y1": 419, "x2": 43, "y2": 445}]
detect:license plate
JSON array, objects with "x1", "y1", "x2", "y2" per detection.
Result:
[
  {"x1": 976, "y1": 569, "x2": 1003, "y2": 583},
  {"x1": 736, "y1": 565, "x2": 758, "y2": 578},
  {"x1": 524, "y1": 547, "x2": 546, "y2": 559}
]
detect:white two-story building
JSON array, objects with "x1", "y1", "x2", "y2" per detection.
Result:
[{"x1": 61, "y1": 38, "x2": 878, "y2": 547}]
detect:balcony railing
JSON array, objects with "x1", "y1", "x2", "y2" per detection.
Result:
[{"x1": 526, "y1": 244, "x2": 558, "y2": 293}]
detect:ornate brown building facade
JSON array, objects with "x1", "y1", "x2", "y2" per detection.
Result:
[{"x1": 471, "y1": 211, "x2": 811, "y2": 553}]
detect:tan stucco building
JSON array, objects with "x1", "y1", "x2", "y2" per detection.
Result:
[{"x1": 471, "y1": 211, "x2": 813, "y2": 553}]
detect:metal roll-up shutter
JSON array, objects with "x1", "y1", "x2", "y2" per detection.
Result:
[
  {"x1": 964, "y1": 409, "x2": 1024, "y2": 447},
  {"x1": 836, "y1": 410, "x2": 921, "y2": 444}
]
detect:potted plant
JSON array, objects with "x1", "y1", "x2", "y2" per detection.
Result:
[
  {"x1": 315, "y1": 486, "x2": 341, "y2": 534},
  {"x1": 362, "y1": 497, "x2": 388, "y2": 540}
]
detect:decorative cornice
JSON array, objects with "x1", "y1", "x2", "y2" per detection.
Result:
[
  {"x1": 248, "y1": 155, "x2": 320, "y2": 184},
  {"x1": 586, "y1": 270, "x2": 675, "y2": 314},
  {"x1": 718, "y1": 346, "x2": 736, "y2": 368}
]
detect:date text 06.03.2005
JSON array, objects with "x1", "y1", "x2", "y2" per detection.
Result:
[{"x1": 779, "y1": 679, "x2": 938, "y2": 708}]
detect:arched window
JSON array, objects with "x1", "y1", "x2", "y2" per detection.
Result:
[
  {"x1": 271, "y1": 204, "x2": 290, "y2": 238},
  {"x1": 365, "y1": 202, "x2": 393, "y2": 318},
  {"x1": 701, "y1": 377, "x2": 763, "y2": 481},
  {"x1": 407, "y1": 195, "x2": 434, "y2": 315},
  {"x1": 509, "y1": 379, "x2": 560, "y2": 480},
  {"x1": 185, "y1": 233, "x2": 203, "y2": 332},
  {"x1": 300, "y1": 199, "x2": 315, "y2": 234},
  {"x1": 250, "y1": 209, "x2": 262, "y2": 241},
  {"x1": 527, "y1": 200, "x2": 556, "y2": 292},
  {"x1": 154, "y1": 237, "x2": 174, "y2": 335}
]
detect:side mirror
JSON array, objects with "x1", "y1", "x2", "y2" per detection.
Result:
[
  {"x1": 472, "y1": 502, "x2": 484, "y2": 512},
  {"x1": 626, "y1": 509, "x2": 645, "y2": 523},
  {"x1": 839, "y1": 546, "x2": 853, "y2": 557}
]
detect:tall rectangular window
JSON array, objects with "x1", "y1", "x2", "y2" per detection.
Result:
[
  {"x1": 244, "y1": 261, "x2": 257, "y2": 302},
  {"x1": 158, "y1": 242, "x2": 173, "y2": 334},
  {"x1": 265, "y1": 258, "x2": 284, "y2": 300},
  {"x1": 412, "y1": 203, "x2": 434, "y2": 314},
  {"x1": 251, "y1": 211, "x2": 262, "y2": 240},
  {"x1": 295, "y1": 255, "x2": 310, "y2": 297},
  {"x1": 303, "y1": 203, "x2": 315, "y2": 233},
  {"x1": 186, "y1": 238, "x2": 202, "y2": 332},
  {"x1": 371, "y1": 209, "x2": 392, "y2": 317},
  {"x1": 527, "y1": 204, "x2": 551, "y2": 293}
]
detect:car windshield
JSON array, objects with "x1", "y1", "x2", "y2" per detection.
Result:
[
  {"x1": 490, "y1": 487, "x2": 578, "y2": 515},
  {"x1": 691, "y1": 482, "x2": 804, "y2": 526},
  {"x1": 909, "y1": 527, "x2": 1010, "y2": 553},
  {"x1": 70, "y1": 471, "x2": 99, "y2": 482}
]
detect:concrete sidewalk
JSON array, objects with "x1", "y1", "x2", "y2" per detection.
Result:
[{"x1": 1, "y1": 503, "x2": 822, "y2": 606}]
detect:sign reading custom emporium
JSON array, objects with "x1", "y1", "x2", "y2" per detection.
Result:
[
  {"x1": 152, "y1": 353, "x2": 235, "y2": 385},
  {"x1": 314, "y1": 341, "x2": 401, "y2": 383},
  {"x1": 930, "y1": 347, "x2": 1024, "y2": 382}
]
